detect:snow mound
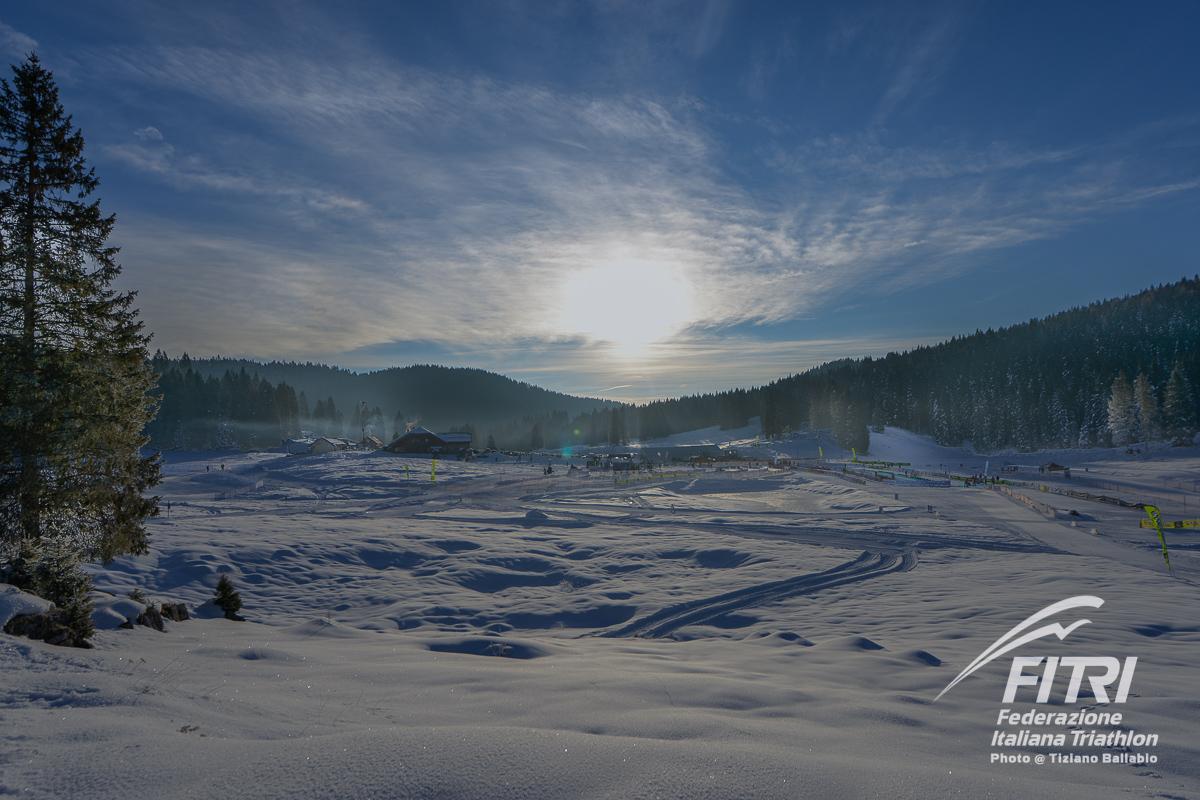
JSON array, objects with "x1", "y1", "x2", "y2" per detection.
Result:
[
  {"x1": 751, "y1": 630, "x2": 816, "y2": 646},
  {"x1": 823, "y1": 634, "x2": 887, "y2": 651},
  {"x1": 906, "y1": 649, "x2": 943, "y2": 667},
  {"x1": 426, "y1": 636, "x2": 552, "y2": 659},
  {"x1": 798, "y1": 481, "x2": 887, "y2": 511},
  {"x1": 90, "y1": 593, "x2": 148, "y2": 630},
  {"x1": 0, "y1": 583, "x2": 52, "y2": 626},
  {"x1": 286, "y1": 618, "x2": 372, "y2": 639}
]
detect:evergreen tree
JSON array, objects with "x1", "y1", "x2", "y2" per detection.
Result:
[
  {"x1": 350, "y1": 400, "x2": 367, "y2": 439},
  {"x1": 30, "y1": 539, "x2": 94, "y2": 639},
  {"x1": 0, "y1": 55, "x2": 159, "y2": 560},
  {"x1": 325, "y1": 396, "x2": 342, "y2": 436},
  {"x1": 1106, "y1": 372, "x2": 1138, "y2": 446},
  {"x1": 1162, "y1": 361, "x2": 1195, "y2": 445},
  {"x1": 367, "y1": 406, "x2": 384, "y2": 438},
  {"x1": 1132, "y1": 371, "x2": 1161, "y2": 442},
  {"x1": 1077, "y1": 394, "x2": 1108, "y2": 447},
  {"x1": 762, "y1": 389, "x2": 783, "y2": 439},
  {"x1": 1047, "y1": 394, "x2": 1072, "y2": 448},
  {"x1": 1, "y1": 538, "x2": 95, "y2": 644},
  {"x1": 831, "y1": 395, "x2": 870, "y2": 452},
  {"x1": 273, "y1": 382, "x2": 298, "y2": 437},
  {"x1": 213, "y1": 574, "x2": 243, "y2": 621}
]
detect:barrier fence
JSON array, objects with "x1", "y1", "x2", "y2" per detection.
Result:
[{"x1": 992, "y1": 483, "x2": 1059, "y2": 519}]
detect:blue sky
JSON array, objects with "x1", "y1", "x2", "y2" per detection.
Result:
[{"x1": 4, "y1": 1, "x2": 1199, "y2": 401}]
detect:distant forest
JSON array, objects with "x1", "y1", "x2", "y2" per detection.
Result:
[
  {"x1": 642, "y1": 276, "x2": 1200, "y2": 452},
  {"x1": 149, "y1": 278, "x2": 1200, "y2": 453},
  {"x1": 146, "y1": 356, "x2": 621, "y2": 450}
]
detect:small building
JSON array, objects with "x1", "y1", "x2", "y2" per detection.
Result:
[
  {"x1": 610, "y1": 453, "x2": 640, "y2": 471},
  {"x1": 283, "y1": 437, "x2": 316, "y2": 455},
  {"x1": 385, "y1": 427, "x2": 472, "y2": 455},
  {"x1": 639, "y1": 443, "x2": 723, "y2": 464},
  {"x1": 360, "y1": 434, "x2": 384, "y2": 450},
  {"x1": 438, "y1": 433, "x2": 472, "y2": 454},
  {"x1": 309, "y1": 437, "x2": 351, "y2": 455}
]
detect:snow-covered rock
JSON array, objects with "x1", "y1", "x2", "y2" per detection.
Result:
[
  {"x1": 0, "y1": 583, "x2": 52, "y2": 627},
  {"x1": 89, "y1": 593, "x2": 148, "y2": 630}
]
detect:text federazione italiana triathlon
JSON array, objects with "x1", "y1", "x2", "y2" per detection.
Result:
[{"x1": 990, "y1": 708, "x2": 1159, "y2": 765}]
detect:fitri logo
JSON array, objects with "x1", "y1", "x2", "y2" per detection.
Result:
[{"x1": 934, "y1": 596, "x2": 1137, "y2": 704}]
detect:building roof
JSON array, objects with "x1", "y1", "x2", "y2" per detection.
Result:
[
  {"x1": 401, "y1": 426, "x2": 437, "y2": 438},
  {"x1": 388, "y1": 427, "x2": 471, "y2": 446}
]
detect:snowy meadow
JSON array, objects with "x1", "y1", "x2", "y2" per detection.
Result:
[{"x1": 3, "y1": 429, "x2": 1199, "y2": 799}]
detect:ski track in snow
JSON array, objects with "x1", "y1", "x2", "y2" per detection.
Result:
[{"x1": 599, "y1": 549, "x2": 918, "y2": 638}]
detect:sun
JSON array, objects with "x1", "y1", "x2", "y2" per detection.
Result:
[{"x1": 556, "y1": 259, "x2": 696, "y2": 356}]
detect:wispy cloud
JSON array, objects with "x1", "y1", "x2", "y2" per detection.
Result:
[
  {"x1": 46, "y1": 4, "x2": 1199, "y2": 395},
  {"x1": 760, "y1": 127, "x2": 1200, "y2": 303},
  {"x1": 94, "y1": 43, "x2": 795, "y2": 353},
  {"x1": 133, "y1": 125, "x2": 163, "y2": 142},
  {"x1": 689, "y1": 0, "x2": 731, "y2": 57},
  {"x1": 0, "y1": 21, "x2": 36, "y2": 58},
  {"x1": 873, "y1": 13, "x2": 964, "y2": 125},
  {"x1": 104, "y1": 130, "x2": 368, "y2": 215}
]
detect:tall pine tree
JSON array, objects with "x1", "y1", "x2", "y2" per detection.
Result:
[
  {"x1": 1106, "y1": 372, "x2": 1137, "y2": 446},
  {"x1": 0, "y1": 55, "x2": 159, "y2": 560},
  {"x1": 1162, "y1": 361, "x2": 1195, "y2": 445},
  {"x1": 1132, "y1": 372, "x2": 1161, "y2": 443}
]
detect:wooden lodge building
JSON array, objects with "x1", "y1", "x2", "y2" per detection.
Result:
[{"x1": 385, "y1": 426, "x2": 472, "y2": 455}]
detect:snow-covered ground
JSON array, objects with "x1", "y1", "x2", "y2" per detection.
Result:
[{"x1": 3, "y1": 431, "x2": 1199, "y2": 798}]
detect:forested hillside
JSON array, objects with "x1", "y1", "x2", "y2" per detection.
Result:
[
  {"x1": 640, "y1": 277, "x2": 1200, "y2": 452},
  {"x1": 146, "y1": 355, "x2": 616, "y2": 450},
  {"x1": 149, "y1": 279, "x2": 1200, "y2": 454}
]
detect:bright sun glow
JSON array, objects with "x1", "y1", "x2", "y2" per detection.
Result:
[{"x1": 557, "y1": 259, "x2": 696, "y2": 356}]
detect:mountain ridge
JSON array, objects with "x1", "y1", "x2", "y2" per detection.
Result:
[{"x1": 150, "y1": 276, "x2": 1200, "y2": 452}]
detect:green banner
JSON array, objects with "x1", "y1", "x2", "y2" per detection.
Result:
[{"x1": 1142, "y1": 505, "x2": 1173, "y2": 575}]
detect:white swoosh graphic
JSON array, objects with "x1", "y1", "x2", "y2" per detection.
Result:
[{"x1": 934, "y1": 595, "x2": 1103, "y2": 701}]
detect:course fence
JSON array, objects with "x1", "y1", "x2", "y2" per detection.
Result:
[{"x1": 991, "y1": 483, "x2": 1059, "y2": 519}]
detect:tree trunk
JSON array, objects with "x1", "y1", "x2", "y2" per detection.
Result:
[{"x1": 18, "y1": 122, "x2": 39, "y2": 541}]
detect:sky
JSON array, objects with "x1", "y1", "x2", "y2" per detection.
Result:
[{"x1": 3, "y1": 1, "x2": 1199, "y2": 401}]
